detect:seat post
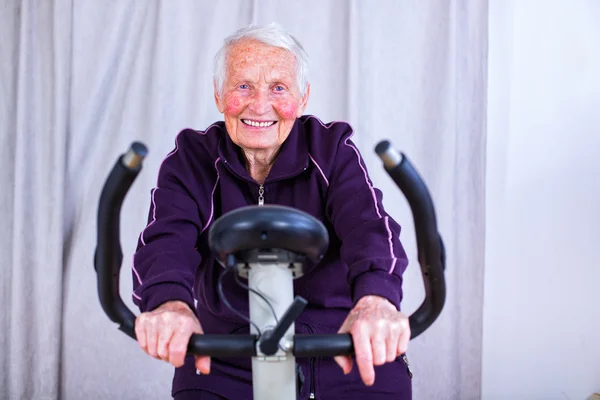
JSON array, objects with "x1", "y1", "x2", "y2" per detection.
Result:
[{"x1": 246, "y1": 257, "x2": 297, "y2": 400}]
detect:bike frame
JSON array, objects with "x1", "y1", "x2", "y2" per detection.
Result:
[
  {"x1": 247, "y1": 261, "x2": 298, "y2": 399},
  {"x1": 94, "y1": 140, "x2": 446, "y2": 400}
]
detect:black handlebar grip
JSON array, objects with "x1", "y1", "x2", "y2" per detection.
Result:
[
  {"x1": 375, "y1": 140, "x2": 446, "y2": 339},
  {"x1": 294, "y1": 334, "x2": 354, "y2": 358},
  {"x1": 185, "y1": 334, "x2": 352, "y2": 358},
  {"x1": 188, "y1": 334, "x2": 258, "y2": 357},
  {"x1": 94, "y1": 142, "x2": 148, "y2": 339}
]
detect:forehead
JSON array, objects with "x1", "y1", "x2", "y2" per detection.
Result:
[{"x1": 226, "y1": 39, "x2": 296, "y2": 80}]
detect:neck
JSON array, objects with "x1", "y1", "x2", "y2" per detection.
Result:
[{"x1": 243, "y1": 147, "x2": 281, "y2": 184}]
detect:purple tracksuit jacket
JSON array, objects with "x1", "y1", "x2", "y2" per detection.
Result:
[{"x1": 132, "y1": 115, "x2": 412, "y2": 399}]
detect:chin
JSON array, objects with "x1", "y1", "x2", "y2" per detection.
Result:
[
  {"x1": 242, "y1": 141, "x2": 279, "y2": 151},
  {"x1": 239, "y1": 133, "x2": 281, "y2": 150}
]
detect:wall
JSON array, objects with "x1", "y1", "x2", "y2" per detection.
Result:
[{"x1": 483, "y1": 1, "x2": 600, "y2": 399}]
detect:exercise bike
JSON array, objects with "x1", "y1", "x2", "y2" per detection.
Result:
[{"x1": 94, "y1": 139, "x2": 446, "y2": 399}]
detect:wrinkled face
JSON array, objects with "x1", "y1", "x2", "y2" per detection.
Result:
[{"x1": 214, "y1": 39, "x2": 310, "y2": 152}]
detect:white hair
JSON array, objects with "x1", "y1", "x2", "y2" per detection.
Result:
[{"x1": 213, "y1": 23, "x2": 309, "y2": 97}]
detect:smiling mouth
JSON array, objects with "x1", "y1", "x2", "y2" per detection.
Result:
[{"x1": 241, "y1": 119, "x2": 277, "y2": 128}]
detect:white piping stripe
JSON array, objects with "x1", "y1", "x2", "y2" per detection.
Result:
[
  {"x1": 302, "y1": 114, "x2": 344, "y2": 129},
  {"x1": 384, "y1": 216, "x2": 399, "y2": 274},
  {"x1": 308, "y1": 153, "x2": 329, "y2": 186},
  {"x1": 345, "y1": 138, "x2": 382, "y2": 218},
  {"x1": 201, "y1": 157, "x2": 221, "y2": 233},
  {"x1": 196, "y1": 122, "x2": 221, "y2": 135},
  {"x1": 139, "y1": 188, "x2": 158, "y2": 246},
  {"x1": 139, "y1": 135, "x2": 181, "y2": 246},
  {"x1": 132, "y1": 255, "x2": 142, "y2": 285},
  {"x1": 345, "y1": 138, "x2": 398, "y2": 273}
]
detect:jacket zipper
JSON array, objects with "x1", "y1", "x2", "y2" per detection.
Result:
[
  {"x1": 258, "y1": 184, "x2": 264, "y2": 206},
  {"x1": 305, "y1": 324, "x2": 316, "y2": 399},
  {"x1": 309, "y1": 357, "x2": 316, "y2": 399}
]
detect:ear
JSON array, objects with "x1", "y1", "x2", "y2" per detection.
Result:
[
  {"x1": 296, "y1": 83, "x2": 311, "y2": 117},
  {"x1": 214, "y1": 80, "x2": 225, "y2": 114}
]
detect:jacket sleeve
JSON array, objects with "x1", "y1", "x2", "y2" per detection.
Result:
[
  {"x1": 325, "y1": 128, "x2": 409, "y2": 310},
  {"x1": 131, "y1": 130, "x2": 216, "y2": 313}
]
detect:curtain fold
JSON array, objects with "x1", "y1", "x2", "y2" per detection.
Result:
[{"x1": 1, "y1": 0, "x2": 73, "y2": 398}]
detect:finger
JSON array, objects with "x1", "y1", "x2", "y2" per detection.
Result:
[
  {"x1": 371, "y1": 323, "x2": 388, "y2": 366},
  {"x1": 145, "y1": 319, "x2": 159, "y2": 359},
  {"x1": 397, "y1": 322, "x2": 411, "y2": 356},
  {"x1": 135, "y1": 315, "x2": 148, "y2": 352},
  {"x1": 169, "y1": 330, "x2": 190, "y2": 368},
  {"x1": 386, "y1": 324, "x2": 401, "y2": 362},
  {"x1": 335, "y1": 317, "x2": 355, "y2": 375},
  {"x1": 157, "y1": 328, "x2": 174, "y2": 362},
  {"x1": 334, "y1": 355, "x2": 353, "y2": 375},
  {"x1": 337, "y1": 317, "x2": 353, "y2": 335},
  {"x1": 195, "y1": 355, "x2": 211, "y2": 375},
  {"x1": 353, "y1": 322, "x2": 375, "y2": 386},
  {"x1": 191, "y1": 322, "x2": 208, "y2": 373}
]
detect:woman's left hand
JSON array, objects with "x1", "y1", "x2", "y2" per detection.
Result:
[{"x1": 334, "y1": 295, "x2": 411, "y2": 386}]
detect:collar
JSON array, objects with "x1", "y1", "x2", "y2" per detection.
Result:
[{"x1": 218, "y1": 118, "x2": 309, "y2": 184}]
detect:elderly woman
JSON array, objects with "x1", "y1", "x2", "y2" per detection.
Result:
[{"x1": 132, "y1": 23, "x2": 412, "y2": 399}]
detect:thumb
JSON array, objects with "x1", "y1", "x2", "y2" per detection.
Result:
[
  {"x1": 334, "y1": 355, "x2": 353, "y2": 375},
  {"x1": 195, "y1": 355, "x2": 211, "y2": 375},
  {"x1": 191, "y1": 320, "x2": 209, "y2": 375}
]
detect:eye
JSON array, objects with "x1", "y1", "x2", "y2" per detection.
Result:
[
  {"x1": 239, "y1": 84, "x2": 249, "y2": 90},
  {"x1": 273, "y1": 85, "x2": 285, "y2": 92}
]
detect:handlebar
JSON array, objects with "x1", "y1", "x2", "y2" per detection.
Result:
[
  {"x1": 94, "y1": 139, "x2": 446, "y2": 357},
  {"x1": 375, "y1": 140, "x2": 446, "y2": 338},
  {"x1": 184, "y1": 334, "x2": 355, "y2": 358},
  {"x1": 94, "y1": 142, "x2": 147, "y2": 337}
]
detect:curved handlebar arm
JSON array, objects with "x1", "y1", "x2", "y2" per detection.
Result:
[
  {"x1": 375, "y1": 140, "x2": 446, "y2": 338},
  {"x1": 94, "y1": 142, "x2": 148, "y2": 339}
]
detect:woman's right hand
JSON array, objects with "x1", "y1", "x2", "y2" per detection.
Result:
[{"x1": 135, "y1": 300, "x2": 210, "y2": 374}]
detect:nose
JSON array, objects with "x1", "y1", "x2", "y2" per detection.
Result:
[{"x1": 248, "y1": 88, "x2": 271, "y2": 115}]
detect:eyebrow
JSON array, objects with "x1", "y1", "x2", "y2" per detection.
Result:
[{"x1": 230, "y1": 76, "x2": 294, "y2": 86}]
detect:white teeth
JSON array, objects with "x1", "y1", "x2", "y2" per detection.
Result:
[{"x1": 243, "y1": 119, "x2": 275, "y2": 127}]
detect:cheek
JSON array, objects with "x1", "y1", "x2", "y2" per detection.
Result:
[
  {"x1": 274, "y1": 98, "x2": 300, "y2": 120},
  {"x1": 224, "y1": 97, "x2": 244, "y2": 116}
]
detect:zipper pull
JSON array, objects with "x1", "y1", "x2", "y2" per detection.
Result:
[
  {"x1": 402, "y1": 354, "x2": 413, "y2": 380},
  {"x1": 309, "y1": 393, "x2": 315, "y2": 399},
  {"x1": 258, "y1": 184, "x2": 265, "y2": 206}
]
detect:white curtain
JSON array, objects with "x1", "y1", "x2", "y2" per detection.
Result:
[{"x1": 0, "y1": 1, "x2": 487, "y2": 399}]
